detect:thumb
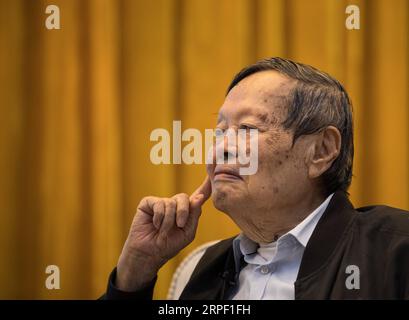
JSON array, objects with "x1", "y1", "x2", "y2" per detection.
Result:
[{"x1": 188, "y1": 176, "x2": 212, "y2": 219}]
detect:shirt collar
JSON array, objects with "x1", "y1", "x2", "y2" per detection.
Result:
[
  {"x1": 288, "y1": 193, "x2": 334, "y2": 247},
  {"x1": 232, "y1": 193, "x2": 334, "y2": 265}
]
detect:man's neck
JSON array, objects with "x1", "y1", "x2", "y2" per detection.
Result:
[{"x1": 233, "y1": 190, "x2": 327, "y2": 244}]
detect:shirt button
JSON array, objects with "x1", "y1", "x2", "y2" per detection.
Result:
[{"x1": 260, "y1": 265, "x2": 269, "y2": 274}]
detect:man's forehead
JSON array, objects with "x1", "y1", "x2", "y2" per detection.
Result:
[
  {"x1": 227, "y1": 70, "x2": 293, "y2": 101},
  {"x1": 218, "y1": 71, "x2": 293, "y2": 122}
]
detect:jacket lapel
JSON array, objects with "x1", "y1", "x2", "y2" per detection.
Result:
[{"x1": 297, "y1": 191, "x2": 356, "y2": 279}]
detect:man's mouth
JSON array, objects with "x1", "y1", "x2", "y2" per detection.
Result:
[{"x1": 213, "y1": 167, "x2": 243, "y2": 182}]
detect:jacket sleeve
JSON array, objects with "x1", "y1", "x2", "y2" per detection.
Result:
[{"x1": 100, "y1": 267, "x2": 157, "y2": 300}]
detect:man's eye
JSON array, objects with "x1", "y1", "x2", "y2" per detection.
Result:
[
  {"x1": 215, "y1": 128, "x2": 226, "y2": 136},
  {"x1": 239, "y1": 124, "x2": 257, "y2": 131}
]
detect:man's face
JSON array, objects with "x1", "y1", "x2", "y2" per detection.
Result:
[{"x1": 207, "y1": 71, "x2": 314, "y2": 225}]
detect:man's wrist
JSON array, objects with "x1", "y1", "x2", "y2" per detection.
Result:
[
  {"x1": 116, "y1": 252, "x2": 160, "y2": 292},
  {"x1": 104, "y1": 267, "x2": 157, "y2": 300}
]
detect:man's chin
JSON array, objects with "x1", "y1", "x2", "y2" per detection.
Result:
[{"x1": 212, "y1": 188, "x2": 242, "y2": 212}]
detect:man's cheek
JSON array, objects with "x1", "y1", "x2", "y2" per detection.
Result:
[{"x1": 247, "y1": 172, "x2": 281, "y2": 199}]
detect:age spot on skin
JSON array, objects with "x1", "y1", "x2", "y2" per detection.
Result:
[
  {"x1": 266, "y1": 132, "x2": 281, "y2": 147},
  {"x1": 215, "y1": 191, "x2": 227, "y2": 202},
  {"x1": 269, "y1": 115, "x2": 279, "y2": 126},
  {"x1": 266, "y1": 137, "x2": 275, "y2": 146},
  {"x1": 273, "y1": 187, "x2": 279, "y2": 194}
]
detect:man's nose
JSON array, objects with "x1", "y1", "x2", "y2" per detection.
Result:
[{"x1": 215, "y1": 129, "x2": 238, "y2": 163}]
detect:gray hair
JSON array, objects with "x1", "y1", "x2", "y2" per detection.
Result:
[{"x1": 227, "y1": 57, "x2": 354, "y2": 196}]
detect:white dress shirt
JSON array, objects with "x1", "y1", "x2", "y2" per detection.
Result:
[{"x1": 230, "y1": 193, "x2": 334, "y2": 300}]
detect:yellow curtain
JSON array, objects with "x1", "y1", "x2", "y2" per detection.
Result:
[{"x1": 0, "y1": 0, "x2": 407, "y2": 299}]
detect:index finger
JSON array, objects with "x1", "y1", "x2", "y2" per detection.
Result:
[{"x1": 190, "y1": 176, "x2": 212, "y2": 202}]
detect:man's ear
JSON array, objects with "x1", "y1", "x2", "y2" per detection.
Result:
[{"x1": 308, "y1": 126, "x2": 341, "y2": 179}]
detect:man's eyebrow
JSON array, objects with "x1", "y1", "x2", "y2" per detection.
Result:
[
  {"x1": 216, "y1": 110, "x2": 277, "y2": 125},
  {"x1": 251, "y1": 111, "x2": 278, "y2": 126}
]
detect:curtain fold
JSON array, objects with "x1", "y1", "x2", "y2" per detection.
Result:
[{"x1": 0, "y1": 0, "x2": 407, "y2": 299}]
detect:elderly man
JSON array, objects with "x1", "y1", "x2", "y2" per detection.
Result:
[{"x1": 103, "y1": 57, "x2": 409, "y2": 300}]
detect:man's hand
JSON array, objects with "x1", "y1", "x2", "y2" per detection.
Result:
[{"x1": 116, "y1": 177, "x2": 212, "y2": 292}]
